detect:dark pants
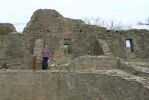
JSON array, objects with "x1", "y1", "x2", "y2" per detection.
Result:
[{"x1": 42, "y1": 57, "x2": 49, "y2": 70}]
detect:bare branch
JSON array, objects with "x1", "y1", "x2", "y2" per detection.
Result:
[
  {"x1": 82, "y1": 17, "x2": 91, "y2": 25},
  {"x1": 92, "y1": 17, "x2": 105, "y2": 27},
  {"x1": 82, "y1": 17, "x2": 123, "y2": 30},
  {"x1": 82, "y1": 17, "x2": 105, "y2": 27},
  {"x1": 106, "y1": 20, "x2": 122, "y2": 30},
  {"x1": 137, "y1": 17, "x2": 149, "y2": 25}
]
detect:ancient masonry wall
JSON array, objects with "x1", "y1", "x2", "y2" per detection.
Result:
[
  {"x1": 0, "y1": 33, "x2": 32, "y2": 69},
  {"x1": 0, "y1": 23, "x2": 16, "y2": 35},
  {"x1": 22, "y1": 9, "x2": 105, "y2": 60},
  {"x1": 0, "y1": 70, "x2": 148, "y2": 100},
  {"x1": 100, "y1": 29, "x2": 149, "y2": 60},
  {"x1": 23, "y1": 9, "x2": 149, "y2": 62}
]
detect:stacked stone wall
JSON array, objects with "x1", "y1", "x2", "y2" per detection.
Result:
[
  {"x1": 0, "y1": 23, "x2": 16, "y2": 35},
  {"x1": 0, "y1": 70, "x2": 148, "y2": 100},
  {"x1": 101, "y1": 29, "x2": 149, "y2": 60}
]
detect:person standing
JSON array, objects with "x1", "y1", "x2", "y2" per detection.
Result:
[{"x1": 42, "y1": 45, "x2": 50, "y2": 70}]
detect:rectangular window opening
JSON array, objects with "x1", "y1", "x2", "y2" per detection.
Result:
[
  {"x1": 125, "y1": 39, "x2": 134, "y2": 52},
  {"x1": 64, "y1": 39, "x2": 72, "y2": 54}
]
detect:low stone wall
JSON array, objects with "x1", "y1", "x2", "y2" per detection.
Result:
[
  {"x1": 119, "y1": 62, "x2": 149, "y2": 77},
  {"x1": 0, "y1": 70, "x2": 148, "y2": 100},
  {"x1": 68, "y1": 55, "x2": 118, "y2": 70}
]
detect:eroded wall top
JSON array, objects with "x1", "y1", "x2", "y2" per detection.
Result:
[{"x1": 0, "y1": 23, "x2": 16, "y2": 35}]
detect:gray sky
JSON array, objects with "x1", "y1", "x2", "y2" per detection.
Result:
[{"x1": 0, "y1": 0, "x2": 148, "y2": 31}]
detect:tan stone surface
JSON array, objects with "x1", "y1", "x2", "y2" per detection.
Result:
[
  {"x1": 33, "y1": 39, "x2": 43, "y2": 60},
  {"x1": 0, "y1": 70, "x2": 148, "y2": 100},
  {"x1": 0, "y1": 23, "x2": 16, "y2": 35}
]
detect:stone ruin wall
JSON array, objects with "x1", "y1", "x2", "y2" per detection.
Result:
[
  {"x1": 0, "y1": 9, "x2": 149, "y2": 100},
  {"x1": 0, "y1": 23, "x2": 16, "y2": 36},
  {"x1": 22, "y1": 9, "x2": 107, "y2": 66},
  {"x1": 101, "y1": 29, "x2": 149, "y2": 61},
  {"x1": 0, "y1": 33, "x2": 32, "y2": 69},
  {"x1": 22, "y1": 9, "x2": 105, "y2": 59},
  {"x1": 23, "y1": 9, "x2": 63, "y2": 55},
  {"x1": 0, "y1": 23, "x2": 32, "y2": 69},
  {"x1": 0, "y1": 9, "x2": 149, "y2": 69},
  {"x1": 0, "y1": 70, "x2": 148, "y2": 100}
]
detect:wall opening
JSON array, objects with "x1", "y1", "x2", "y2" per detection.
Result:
[
  {"x1": 125, "y1": 39, "x2": 134, "y2": 52},
  {"x1": 94, "y1": 39, "x2": 104, "y2": 55},
  {"x1": 64, "y1": 39, "x2": 72, "y2": 54},
  {"x1": 80, "y1": 29, "x2": 82, "y2": 33}
]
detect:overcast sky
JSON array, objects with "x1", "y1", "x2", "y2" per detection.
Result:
[{"x1": 0, "y1": 0, "x2": 148, "y2": 31}]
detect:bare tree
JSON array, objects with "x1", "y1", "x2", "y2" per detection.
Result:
[
  {"x1": 82, "y1": 17, "x2": 92, "y2": 25},
  {"x1": 126, "y1": 24, "x2": 133, "y2": 30},
  {"x1": 82, "y1": 17, "x2": 105, "y2": 27},
  {"x1": 106, "y1": 20, "x2": 123, "y2": 30},
  {"x1": 137, "y1": 17, "x2": 149, "y2": 25},
  {"x1": 145, "y1": 17, "x2": 149, "y2": 25},
  {"x1": 92, "y1": 17, "x2": 105, "y2": 27},
  {"x1": 82, "y1": 17, "x2": 123, "y2": 31}
]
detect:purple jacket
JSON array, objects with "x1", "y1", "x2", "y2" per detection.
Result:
[{"x1": 42, "y1": 48, "x2": 50, "y2": 58}]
